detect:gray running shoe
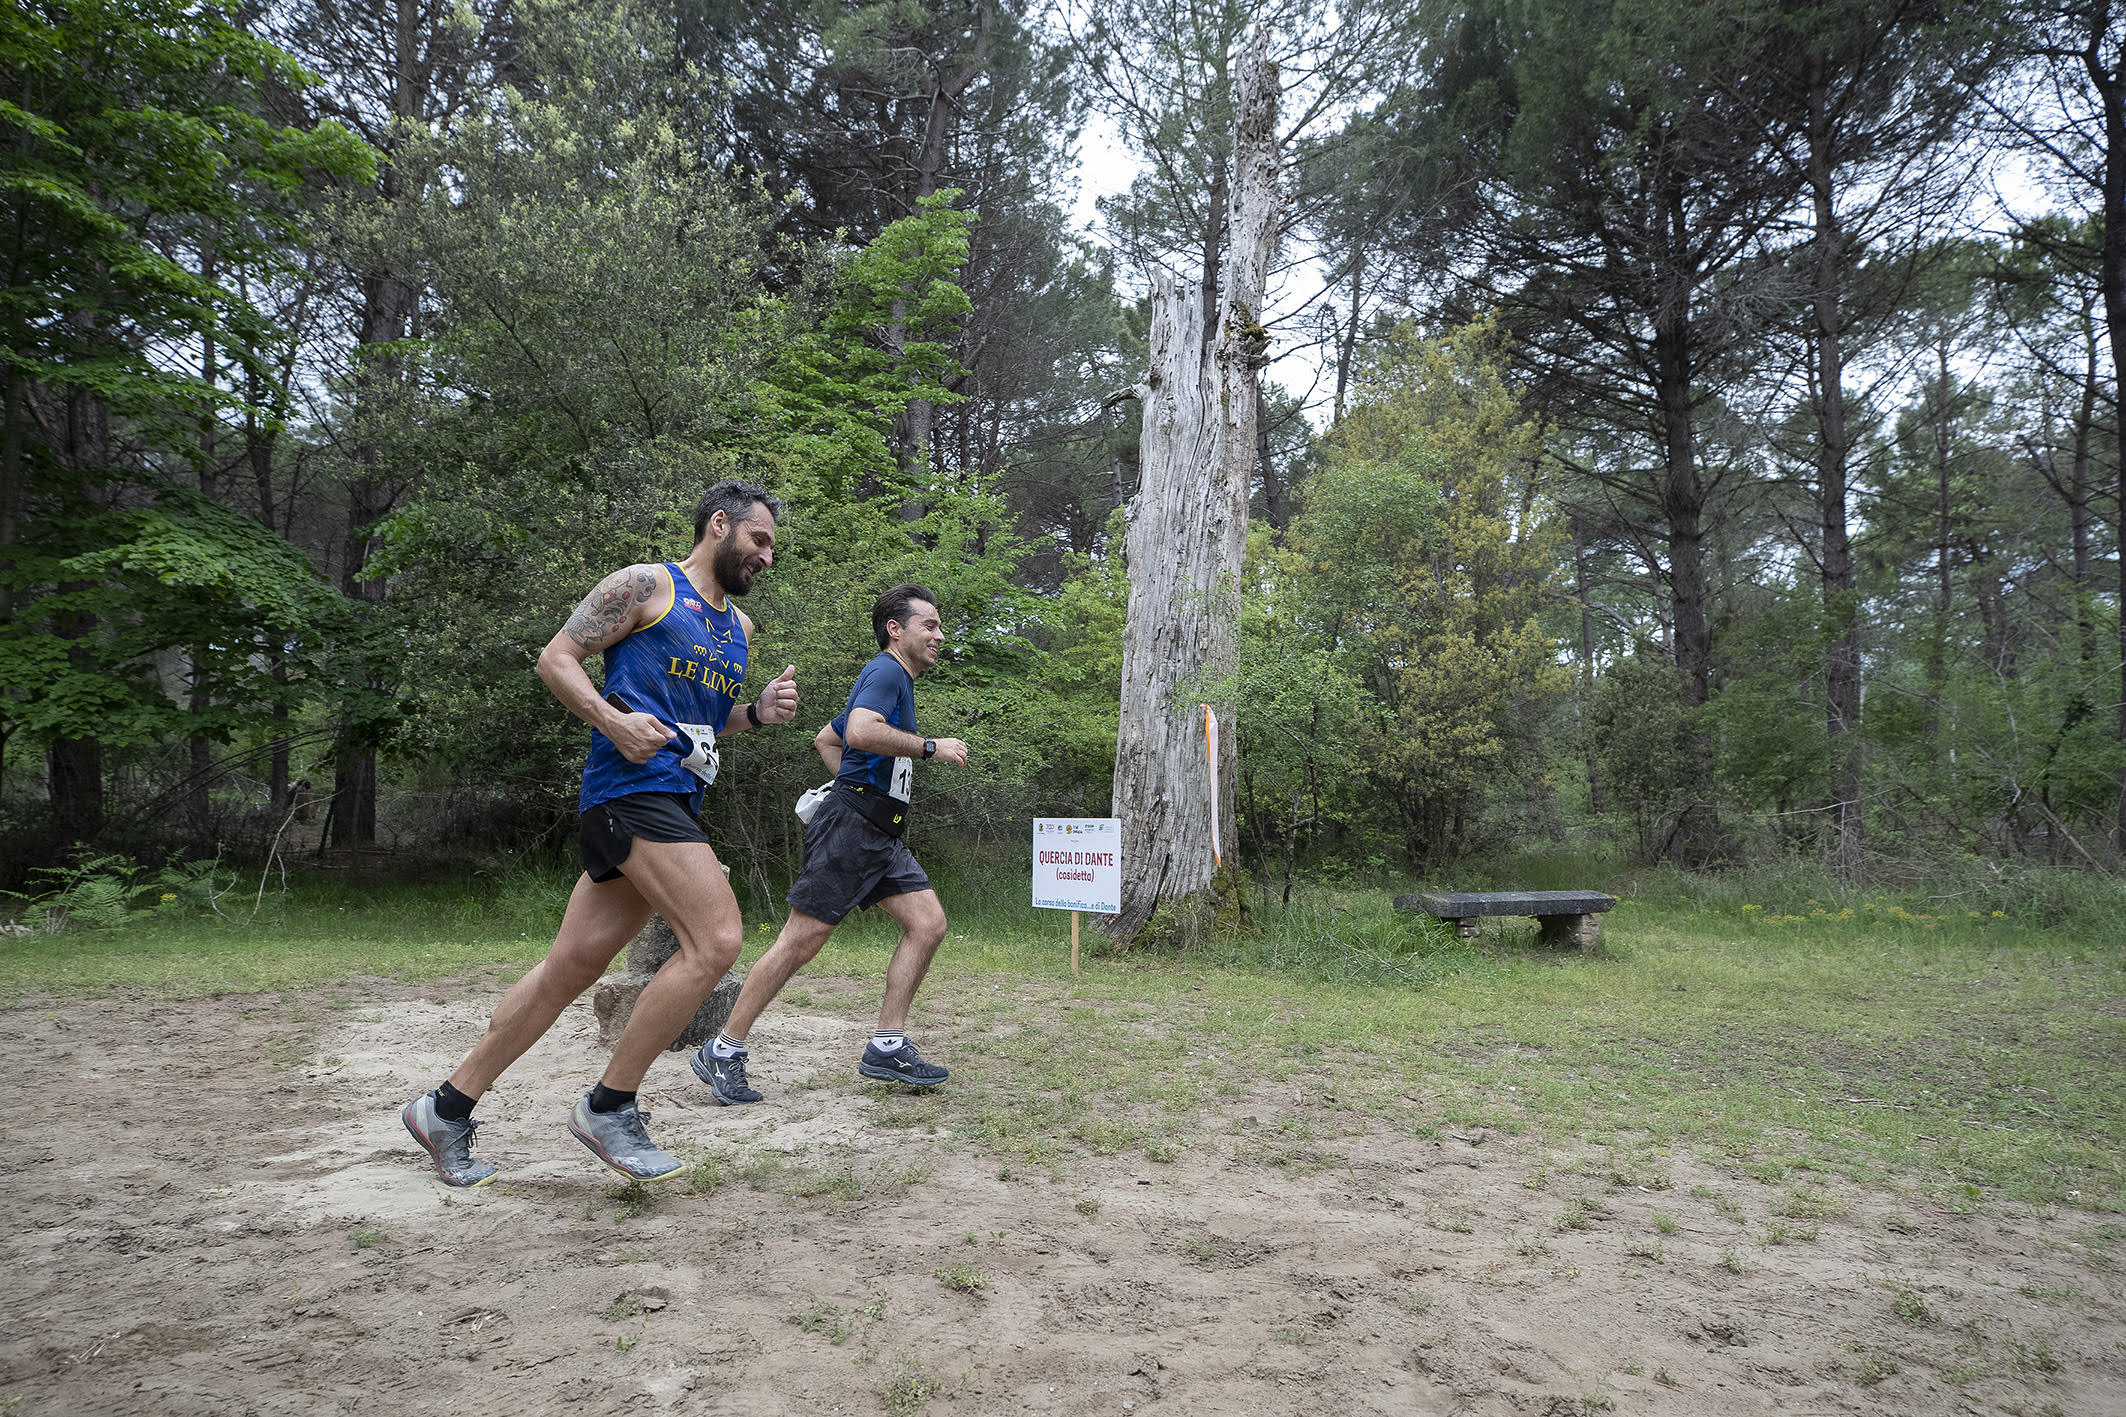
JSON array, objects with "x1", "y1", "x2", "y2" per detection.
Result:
[
  {"x1": 402, "y1": 1091, "x2": 498, "y2": 1188},
  {"x1": 689, "y1": 1044, "x2": 764, "y2": 1105},
  {"x1": 567, "y1": 1094, "x2": 687, "y2": 1182}
]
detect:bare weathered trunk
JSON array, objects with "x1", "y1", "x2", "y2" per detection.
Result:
[
  {"x1": 1805, "y1": 70, "x2": 1863, "y2": 880},
  {"x1": 1104, "y1": 33, "x2": 1279, "y2": 946}
]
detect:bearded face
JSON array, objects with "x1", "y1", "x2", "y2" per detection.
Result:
[
  {"x1": 713, "y1": 529, "x2": 754, "y2": 594},
  {"x1": 711, "y1": 507, "x2": 774, "y2": 595}
]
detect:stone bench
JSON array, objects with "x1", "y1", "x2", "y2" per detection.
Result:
[
  {"x1": 1393, "y1": 890, "x2": 1617, "y2": 948},
  {"x1": 590, "y1": 915, "x2": 742, "y2": 1052}
]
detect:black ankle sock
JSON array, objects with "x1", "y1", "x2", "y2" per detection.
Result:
[
  {"x1": 587, "y1": 1083, "x2": 636, "y2": 1114},
  {"x1": 434, "y1": 1081, "x2": 475, "y2": 1122}
]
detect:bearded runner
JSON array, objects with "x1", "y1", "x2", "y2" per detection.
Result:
[{"x1": 402, "y1": 478, "x2": 800, "y2": 1187}]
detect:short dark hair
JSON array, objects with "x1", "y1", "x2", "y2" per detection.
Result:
[
  {"x1": 872, "y1": 583, "x2": 937, "y2": 650},
  {"x1": 692, "y1": 479, "x2": 782, "y2": 545}
]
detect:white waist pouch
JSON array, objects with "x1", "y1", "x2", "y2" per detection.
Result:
[{"x1": 794, "y1": 782, "x2": 834, "y2": 824}]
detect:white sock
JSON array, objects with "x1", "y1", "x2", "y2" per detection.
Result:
[
  {"x1": 872, "y1": 1029, "x2": 905, "y2": 1053},
  {"x1": 711, "y1": 1031, "x2": 746, "y2": 1059}
]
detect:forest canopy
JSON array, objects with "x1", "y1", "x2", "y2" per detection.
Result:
[{"x1": 3, "y1": 0, "x2": 2121, "y2": 891}]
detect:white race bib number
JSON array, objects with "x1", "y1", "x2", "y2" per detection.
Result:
[
  {"x1": 889, "y1": 755, "x2": 913, "y2": 802},
  {"x1": 672, "y1": 721, "x2": 721, "y2": 785}
]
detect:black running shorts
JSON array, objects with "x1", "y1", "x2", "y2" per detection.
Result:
[
  {"x1": 784, "y1": 790, "x2": 931, "y2": 926},
  {"x1": 579, "y1": 791, "x2": 709, "y2": 883}
]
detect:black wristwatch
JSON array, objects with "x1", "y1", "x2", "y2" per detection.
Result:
[
  {"x1": 922, "y1": 738, "x2": 936, "y2": 759},
  {"x1": 744, "y1": 702, "x2": 760, "y2": 728}
]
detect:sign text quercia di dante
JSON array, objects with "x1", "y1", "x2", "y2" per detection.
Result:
[{"x1": 1031, "y1": 817, "x2": 1121, "y2": 915}]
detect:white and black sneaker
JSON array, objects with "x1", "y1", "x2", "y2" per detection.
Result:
[
  {"x1": 857, "y1": 1040, "x2": 949, "y2": 1087},
  {"x1": 690, "y1": 1044, "x2": 763, "y2": 1105}
]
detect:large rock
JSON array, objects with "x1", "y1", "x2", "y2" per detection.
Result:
[{"x1": 590, "y1": 915, "x2": 742, "y2": 1052}]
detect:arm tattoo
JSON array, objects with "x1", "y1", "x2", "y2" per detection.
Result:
[{"x1": 563, "y1": 565, "x2": 657, "y2": 651}]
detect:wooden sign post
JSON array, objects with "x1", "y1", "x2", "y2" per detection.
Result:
[{"x1": 1034, "y1": 818, "x2": 1120, "y2": 980}]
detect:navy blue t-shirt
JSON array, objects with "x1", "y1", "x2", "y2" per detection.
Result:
[{"x1": 832, "y1": 652, "x2": 918, "y2": 801}]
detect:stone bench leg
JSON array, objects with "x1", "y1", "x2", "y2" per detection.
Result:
[
  {"x1": 1537, "y1": 913, "x2": 1599, "y2": 948},
  {"x1": 1455, "y1": 917, "x2": 1481, "y2": 939}
]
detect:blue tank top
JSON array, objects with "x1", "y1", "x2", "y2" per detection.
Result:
[{"x1": 579, "y1": 564, "x2": 748, "y2": 814}]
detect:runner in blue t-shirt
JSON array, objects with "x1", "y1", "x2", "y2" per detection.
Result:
[
  {"x1": 401, "y1": 479, "x2": 801, "y2": 1189},
  {"x1": 690, "y1": 584, "x2": 970, "y2": 1103}
]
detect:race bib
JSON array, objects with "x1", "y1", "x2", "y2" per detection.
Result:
[
  {"x1": 671, "y1": 721, "x2": 721, "y2": 785},
  {"x1": 889, "y1": 755, "x2": 913, "y2": 802}
]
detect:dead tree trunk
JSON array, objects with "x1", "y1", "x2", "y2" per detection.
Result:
[{"x1": 1102, "y1": 32, "x2": 1279, "y2": 946}]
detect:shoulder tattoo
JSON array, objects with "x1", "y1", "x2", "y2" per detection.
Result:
[{"x1": 563, "y1": 565, "x2": 658, "y2": 650}]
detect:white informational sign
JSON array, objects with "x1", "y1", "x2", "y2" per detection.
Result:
[{"x1": 1032, "y1": 817, "x2": 1122, "y2": 914}]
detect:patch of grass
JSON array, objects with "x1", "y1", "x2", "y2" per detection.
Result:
[
  {"x1": 2008, "y1": 1330, "x2": 2062, "y2": 1374},
  {"x1": 1852, "y1": 1347, "x2": 1899, "y2": 1386},
  {"x1": 1551, "y1": 1196, "x2": 1602, "y2": 1232},
  {"x1": 878, "y1": 1356, "x2": 942, "y2": 1417},
  {"x1": 604, "y1": 1178, "x2": 658, "y2": 1221},
  {"x1": 934, "y1": 1262, "x2": 989, "y2": 1293},
  {"x1": 788, "y1": 1295, "x2": 858, "y2": 1344},
  {"x1": 600, "y1": 1294, "x2": 647, "y2": 1323},
  {"x1": 1514, "y1": 1232, "x2": 1551, "y2": 1258},
  {"x1": 1890, "y1": 1285, "x2": 1936, "y2": 1324},
  {"x1": 1143, "y1": 1137, "x2": 1179, "y2": 1163},
  {"x1": 348, "y1": 1223, "x2": 388, "y2": 1251},
  {"x1": 1074, "y1": 1197, "x2": 1100, "y2": 1217},
  {"x1": 1402, "y1": 1287, "x2": 1435, "y2": 1314},
  {"x1": 1653, "y1": 1211, "x2": 1680, "y2": 1235},
  {"x1": 1184, "y1": 1232, "x2": 1224, "y2": 1263},
  {"x1": 1069, "y1": 1116, "x2": 1143, "y2": 1155},
  {"x1": 1775, "y1": 1184, "x2": 1835, "y2": 1220},
  {"x1": 745, "y1": 1154, "x2": 932, "y2": 1209},
  {"x1": 1624, "y1": 1238, "x2": 1664, "y2": 1263},
  {"x1": 1720, "y1": 1246, "x2": 1750, "y2": 1274},
  {"x1": 1654, "y1": 1367, "x2": 1678, "y2": 1387},
  {"x1": 672, "y1": 1143, "x2": 736, "y2": 1196}
]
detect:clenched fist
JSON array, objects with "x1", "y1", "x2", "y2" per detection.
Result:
[{"x1": 752, "y1": 664, "x2": 799, "y2": 724}]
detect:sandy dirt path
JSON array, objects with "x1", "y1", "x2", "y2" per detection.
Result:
[{"x1": 2, "y1": 977, "x2": 2120, "y2": 1416}]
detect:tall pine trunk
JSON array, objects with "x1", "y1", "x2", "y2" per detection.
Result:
[
  {"x1": 1103, "y1": 31, "x2": 1279, "y2": 946},
  {"x1": 328, "y1": 0, "x2": 422, "y2": 851},
  {"x1": 1806, "y1": 67, "x2": 1864, "y2": 880},
  {"x1": 2082, "y1": 0, "x2": 2126, "y2": 848}
]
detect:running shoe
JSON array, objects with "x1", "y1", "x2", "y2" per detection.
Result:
[
  {"x1": 856, "y1": 1039, "x2": 949, "y2": 1087},
  {"x1": 567, "y1": 1094, "x2": 687, "y2": 1182},
  {"x1": 689, "y1": 1044, "x2": 764, "y2": 1105},
  {"x1": 402, "y1": 1091, "x2": 499, "y2": 1188}
]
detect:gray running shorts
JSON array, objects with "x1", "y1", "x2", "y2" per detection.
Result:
[{"x1": 784, "y1": 791, "x2": 930, "y2": 925}]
